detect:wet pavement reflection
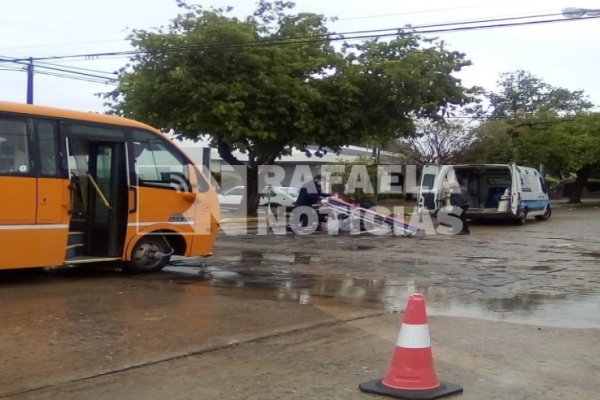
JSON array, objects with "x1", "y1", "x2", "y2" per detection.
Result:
[
  {"x1": 161, "y1": 239, "x2": 600, "y2": 329},
  {"x1": 197, "y1": 206, "x2": 600, "y2": 329}
]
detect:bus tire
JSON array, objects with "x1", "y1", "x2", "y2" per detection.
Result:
[{"x1": 126, "y1": 236, "x2": 171, "y2": 273}]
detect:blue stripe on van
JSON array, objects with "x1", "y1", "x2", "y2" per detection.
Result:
[{"x1": 523, "y1": 199, "x2": 549, "y2": 210}]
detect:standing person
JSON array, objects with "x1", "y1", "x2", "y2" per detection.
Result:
[
  {"x1": 449, "y1": 177, "x2": 470, "y2": 235},
  {"x1": 295, "y1": 174, "x2": 330, "y2": 229}
]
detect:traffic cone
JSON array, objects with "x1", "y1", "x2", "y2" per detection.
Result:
[{"x1": 359, "y1": 293, "x2": 463, "y2": 399}]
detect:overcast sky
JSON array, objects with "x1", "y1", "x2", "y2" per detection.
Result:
[{"x1": 1, "y1": 0, "x2": 599, "y2": 112}]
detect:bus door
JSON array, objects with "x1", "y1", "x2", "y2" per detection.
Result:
[
  {"x1": 87, "y1": 142, "x2": 128, "y2": 256},
  {"x1": 66, "y1": 138, "x2": 128, "y2": 260}
]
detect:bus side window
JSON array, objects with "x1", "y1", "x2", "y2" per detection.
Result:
[
  {"x1": 0, "y1": 118, "x2": 30, "y2": 175},
  {"x1": 36, "y1": 121, "x2": 59, "y2": 176},
  {"x1": 132, "y1": 140, "x2": 191, "y2": 192}
]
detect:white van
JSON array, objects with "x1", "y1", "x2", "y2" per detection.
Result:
[{"x1": 418, "y1": 164, "x2": 551, "y2": 224}]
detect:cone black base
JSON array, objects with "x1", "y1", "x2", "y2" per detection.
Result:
[{"x1": 359, "y1": 379, "x2": 463, "y2": 400}]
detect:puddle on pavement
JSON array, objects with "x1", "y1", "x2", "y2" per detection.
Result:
[
  {"x1": 213, "y1": 251, "x2": 320, "y2": 266},
  {"x1": 342, "y1": 245, "x2": 377, "y2": 251},
  {"x1": 203, "y1": 266, "x2": 600, "y2": 328},
  {"x1": 173, "y1": 252, "x2": 600, "y2": 329},
  {"x1": 530, "y1": 265, "x2": 552, "y2": 271},
  {"x1": 427, "y1": 291, "x2": 600, "y2": 329},
  {"x1": 581, "y1": 252, "x2": 600, "y2": 258}
]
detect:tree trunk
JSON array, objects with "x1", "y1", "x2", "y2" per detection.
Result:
[
  {"x1": 568, "y1": 164, "x2": 593, "y2": 204},
  {"x1": 245, "y1": 166, "x2": 260, "y2": 217}
]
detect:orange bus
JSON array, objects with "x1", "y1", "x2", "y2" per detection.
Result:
[{"x1": 0, "y1": 101, "x2": 219, "y2": 273}]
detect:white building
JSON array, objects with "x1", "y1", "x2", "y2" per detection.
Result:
[{"x1": 176, "y1": 138, "x2": 406, "y2": 192}]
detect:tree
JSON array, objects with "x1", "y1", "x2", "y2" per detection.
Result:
[
  {"x1": 105, "y1": 0, "x2": 473, "y2": 214},
  {"x1": 389, "y1": 120, "x2": 478, "y2": 167},
  {"x1": 468, "y1": 113, "x2": 600, "y2": 203},
  {"x1": 514, "y1": 113, "x2": 600, "y2": 203},
  {"x1": 463, "y1": 70, "x2": 599, "y2": 203},
  {"x1": 461, "y1": 120, "x2": 515, "y2": 163},
  {"x1": 489, "y1": 70, "x2": 593, "y2": 119}
]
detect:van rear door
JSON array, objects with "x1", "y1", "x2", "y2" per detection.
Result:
[{"x1": 510, "y1": 164, "x2": 521, "y2": 216}]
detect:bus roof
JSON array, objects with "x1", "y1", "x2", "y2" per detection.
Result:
[{"x1": 0, "y1": 101, "x2": 161, "y2": 133}]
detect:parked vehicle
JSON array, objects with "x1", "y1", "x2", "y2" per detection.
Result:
[
  {"x1": 0, "y1": 101, "x2": 219, "y2": 273},
  {"x1": 418, "y1": 164, "x2": 551, "y2": 224},
  {"x1": 218, "y1": 185, "x2": 299, "y2": 211}
]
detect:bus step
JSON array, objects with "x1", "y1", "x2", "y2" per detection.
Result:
[
  {"x1": 64, "y1": 256, "x2": 122, "y2": 265},
  {"x1": 67, "y1": 232, "x2": 87, "y2": 247},
  {"x1": 66, "y1": 231, "x2": 86, "y2": 258}
]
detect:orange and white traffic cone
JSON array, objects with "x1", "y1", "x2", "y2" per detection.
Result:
[{"x1": 359, "y1": 293, "x2": 463, "y2": 399}]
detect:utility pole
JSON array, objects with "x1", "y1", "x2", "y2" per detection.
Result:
[{"x1": 26, "y1": 58, "x2": 34, "y2": 104}]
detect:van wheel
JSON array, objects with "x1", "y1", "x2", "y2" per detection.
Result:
[
  {"x1": 515, "y1": 209, "x2": 528, "y2": 225},
  {"x1": 126, "y1": 237, "x2": 171, "y2": 273},
  {"x1": 535, "y1": 205, "x2": 552, "y2": 221}
]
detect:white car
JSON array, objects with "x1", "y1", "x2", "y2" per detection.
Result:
[{"x1": 218, "y1": 186, "x2": 299, "y2": 211}]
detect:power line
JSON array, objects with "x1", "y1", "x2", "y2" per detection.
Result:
[
  {"x1": 33, "y1": 70, "x2": 115, "y2": 84},
  {"x1": 3, "y1": 12, "x2": 596, "y2": 64},
  {"x1": 1, "y1": 12, "x2": 598, "y2": 89},
  {"x1": 0, "y1": 1, "x2": 526, "y2": 54},
  {"x1": 31, "y1": 63, "x2": 117, "y2": 81},
  {"x1": 0, "y1": 66, "x2": 25, "y2": 72},
  {"x1": 34, "y1": 60, "x2": 118, "y2": 76},
  {"x1": 0, "y1": 54, "x2": 117, "y2": 81}
]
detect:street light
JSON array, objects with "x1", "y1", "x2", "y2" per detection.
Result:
[{"x1": 562, "y1": 7, "x2": 600, "y2": 18}]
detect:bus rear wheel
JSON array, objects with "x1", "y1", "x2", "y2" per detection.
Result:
[{"x1": 126, "y1": 236, "x2": 171, "y2": 273}]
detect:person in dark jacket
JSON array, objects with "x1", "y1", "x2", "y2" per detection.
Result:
[
  {"x1": 295, "y1": 174, "x2": 330, "y2": 228},
  {"x1": 296, "y1": 174, "x2": 328, "y2": 206},
  {"x1": 449, "y1": 177, "x2": 470, "y2": 235}
]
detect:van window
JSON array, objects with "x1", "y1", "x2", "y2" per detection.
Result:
[
  {"x1": 422, "y1": 174, "x2": 436, "y2": 190},
  {"x1": 519, "y1": 173, "x2": 539, "y2": 193},
  {"x1": 539, "y1": 178, "x2": 548, "y2": 193}
]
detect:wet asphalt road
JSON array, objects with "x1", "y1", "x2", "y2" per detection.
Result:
[{"x1": 0, "y1": 202, "x2": 599, "y2": 399}]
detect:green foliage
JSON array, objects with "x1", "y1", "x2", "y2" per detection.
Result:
[
  {"x1": 489, "y1": 70, "x2": 593, "y2": 120},
  {"x1": 517, "y1": 113, "x2": 600, "y2": 175},
  {"x1": 106, "y1": 1, "x2": 472, "y2": 163},
  {"x1": 467, "y1": 113, "x2": 600, "y2": 180},
  {"x1": 104, "y1": 1, "x2": 474, "y2": 212},
  {"x1": 328, "y1": 158, "x2": 378, "y2": 205}
]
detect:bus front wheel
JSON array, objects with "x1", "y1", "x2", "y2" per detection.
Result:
[{"x1": 126, "y1": 236, "x2": 171, "y2": 273}]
